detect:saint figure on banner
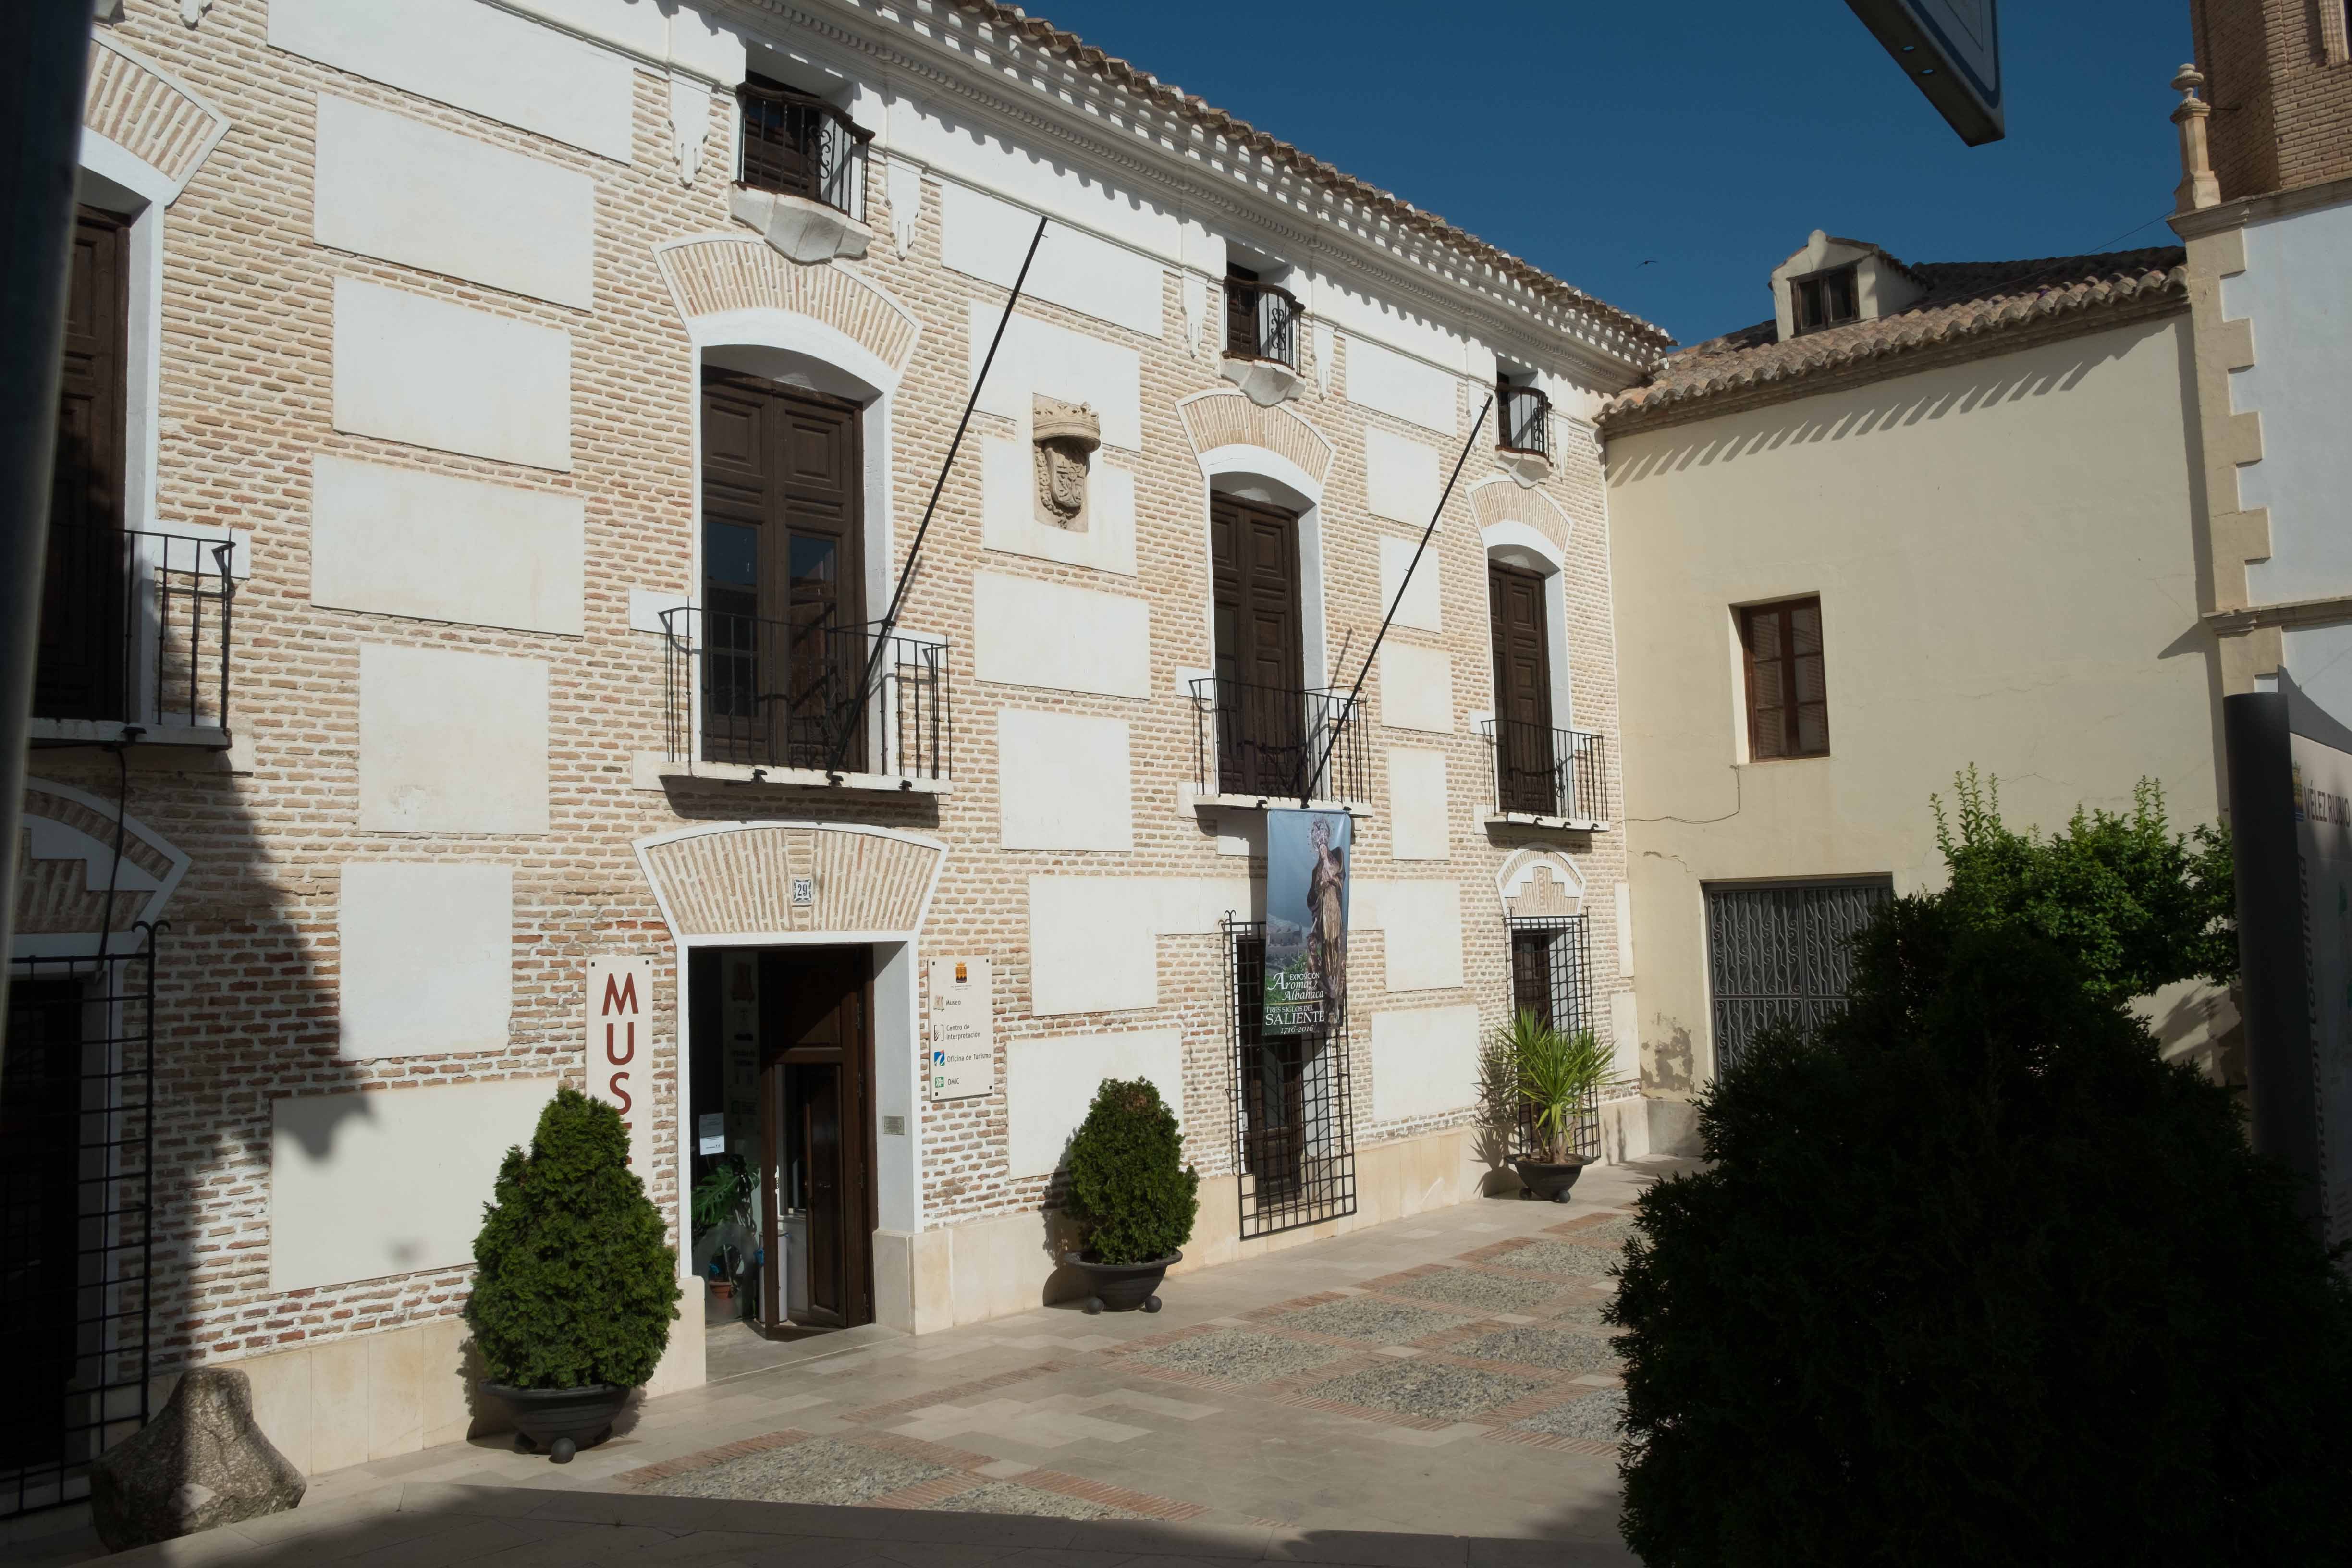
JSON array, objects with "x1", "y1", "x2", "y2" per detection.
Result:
[{"x1": 1305, "y1": 813, "x2": 1348, "y2": 1022}]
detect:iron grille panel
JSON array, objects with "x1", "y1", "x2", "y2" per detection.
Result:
[
  {"x1": 1503, "y1": 915, "x2": 1600, "y2": 1163},
  {"x1": 2, "y1": 927, "x2": 159, "y2": 1519},
  {"x1": 1223, "y1": 916, "x2": 1356, "y2": 1238},
  {"x1": 1704, "y1": 879, "x2": 1892, "y2": 1073}
]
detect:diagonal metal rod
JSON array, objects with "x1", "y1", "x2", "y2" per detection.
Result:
[
  {"x1": 1300, "y1": 394, "x2": 1494, "y2": 806},
  {"x1": 829, "y1": 214, "x2": 1048, "y2": 775}
]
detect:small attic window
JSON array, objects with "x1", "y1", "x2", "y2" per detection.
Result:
[{"x1": 1790, "y1": 264, "x2": 1860, "y2": 335}]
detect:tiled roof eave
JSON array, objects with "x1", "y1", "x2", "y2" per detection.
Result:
[{"x1": 1597, "y1": 265, "x2": 2187, "y2": 435}]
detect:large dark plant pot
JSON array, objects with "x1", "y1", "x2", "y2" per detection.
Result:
[
  {"x1": 1065, "y1": 1250, "x2": 1180, "y2": 1314},
  {"x1": 484, "y1": 1382, "x2": 631, "y2": 1463},
  {"x1": 1513, "y1": 1155, "x2": 1591, "y2": 1203}
]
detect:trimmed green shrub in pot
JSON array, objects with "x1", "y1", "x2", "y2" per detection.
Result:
[
  {"x1": 469, "y1": 1087, "x2": 681, "y2": 1459},
  {"x1": 1062, "y1": 1078, "x2": 1198, "y2": 1314},
  {"x1": 1507, "y1": 1011, "x2": 1607, "y2": 1163}
]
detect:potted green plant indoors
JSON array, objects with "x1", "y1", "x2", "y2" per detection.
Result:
[
  {"x1": 468, "y1": 1087, "x2": 681, "y2": 1462},
  {"x1": 691, "y1": 1153, "x2": 755, "y2": 1311},
  {"x1": 1501, "y1": 1011, "x2": 1608, "y2": 1202},
  {"x1": 1062, "y1": 1078, "x2": 1199, "y2": 1313}
]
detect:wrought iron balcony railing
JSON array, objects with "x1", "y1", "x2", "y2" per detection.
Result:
[
  {"x1": 32, "y1": 527, "x2": 236, "y2": 743},
  {"x1": 1224, "y1": 279, "x2": 1303, "y2": 368},
  {"x1": 1497, "y1": 383, "x2": 1552, "y2": 458},
  {"x1": 1190, "y1": 676, "x2": 1365, "y2": 804},
  {"x1": 1480, "y1": 717, "x2": 1609, "y2": 824},
  {"x1": 736, "y1": 80, "x2": 871, "y2": 220},
  {"x1": 661, "y1": 607, "x2": 950, "y2": 783}
]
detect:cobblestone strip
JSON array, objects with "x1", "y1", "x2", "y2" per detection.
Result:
[
  {"x1": 1014, "y1": 1469, "x2": 1209, "y2": 1520},
  {"x1": 1483, "y1": 1424, "x2": 1622, "y2": 1458},
  {"x1": 614, "y1": 1427, "x2": 816, "y2": 1487}
]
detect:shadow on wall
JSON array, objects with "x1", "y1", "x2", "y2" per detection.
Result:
[{"x1": 1607, "y1": 325, "x2": 2148, "y2": 485}]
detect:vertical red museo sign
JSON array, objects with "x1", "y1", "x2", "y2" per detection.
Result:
[{"x1": 586, "y1": 956, "x2": 657, "y2": 1176}]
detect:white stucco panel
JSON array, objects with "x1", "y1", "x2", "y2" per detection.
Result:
[
  {"x1": 966, "y1": 302, "x2": 1142, "y2": 451},
  {"x1": 1378, "y1": 643, "x2": 1453, "y2": 733},
  {"x1": 358, "y1": 644, "x2": 550, "y2": 833},
  {"x1": 1385, "y1": 748, "x2": 1450, "y2": 861},
  {"x1": 313, "y1": 93, "x2": 596, "y2": 309},
  {"x1": 980, "y1": 436, "x2": 1138, "y2": 576},
  {"x1": 270, "y1": 1075, "x2": 556, "y2": 1292},
  {"x1": 939, "y1": 180, "x2": 1164, "y2": 340},
  {"x1": 1378, "y1": 535, "x2": 1442, "y2": 632},
  {"x1": 1004, "y1": 1029, "x2": 1185, "y2": 1179},
  {"x1": 971, "y1": 573, "x2": 1151, "y2": 698},
  {"x1": 997, "y1": 710, "x2": 1133, "y2": 851},
  {"x1": 1356, "y1": 879, "x2": 1466, "y2": 992},
  {"x1": 1365, "y1": 429, "x2": 1442, "y2": 525},
  {"x1": 1027, "y1": 876, "x2": 1248, "y2": 1015},
  {"x1": 1369, "y1": 1004, "x2": 1482, "y2": 1124},
  {"x1": 270, "y1": 0, "x2": 635, "y2": 162},
  {"x1": 311, "y1": 454, "x2": 584, "y2": 635},
  {"x1": 333, "y1": 278, "x2": 573, "y2": 471},
  {"x1": 336, "y1": 861, "x2": 514, "y2": 1061},
  {"x1": 2235, "y1": 200, "x2": 2352, "y2": 604},
  {"x1": 1346, "y1": 337, "x2": 1458, "y2": 433}
]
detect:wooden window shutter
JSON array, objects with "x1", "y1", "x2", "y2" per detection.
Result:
[{"x1": 1740, "y1": 597, "x2": 1829, "y2": 760}]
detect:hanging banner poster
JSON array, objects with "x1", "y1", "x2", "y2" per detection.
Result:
[
  {"x1": 929, "y1": 957, "x2": 995, "y2": 1100},
  {"x1": 585, "y1": 955, "x2": 657, "y2": 1176},
  {"x1": 1264, "y1": 808, "x2": 1350, "y2": 1035}
]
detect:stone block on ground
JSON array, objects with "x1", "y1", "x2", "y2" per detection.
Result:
[{"x1": 90, "y1": 1366, "x2": 306, "y2": 1550}]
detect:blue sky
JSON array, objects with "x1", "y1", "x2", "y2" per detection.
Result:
[{"x1": 1025, "y1": 1, "x2": 2196, "y2": 347}]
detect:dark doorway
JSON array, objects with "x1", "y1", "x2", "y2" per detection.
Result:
[
  {"x1": 699, "y1": 373, "x2": 866, "y2": 771},
  {"x1": 1, "y1": 981, "x2": 84, "y2": 1475},
  {"x1": 1210, "y1": 493, "x2": 1306, "y2": 796},
  {"x1": 760, "y1": 947, "x2": 873, "y2": 1330},
  {"x1": 1488, "y1": 561, "x2": 1556, "y2": 815},
  {"x1": 38, "y1": 206, "x2": 130, "y2": 723}
]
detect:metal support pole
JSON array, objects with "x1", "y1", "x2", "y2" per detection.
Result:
[
  {"x1": 1301, "y1": 395, "x2": 1494, "y2": 804},
  {"x1": 0, "y1": 4, "x2": 102, "y2": 1077},
  {"x1": 829, "y1": 215, "x2": 1047, "y2": 776}
]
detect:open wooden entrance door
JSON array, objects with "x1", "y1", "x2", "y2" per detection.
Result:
[{"x1": 754, "y1": 947, "x2": 875, "y2": 1333}]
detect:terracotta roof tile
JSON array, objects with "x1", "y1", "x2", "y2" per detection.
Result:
[
  {"x1": 1599, "y1": 246, "x2": 2186, "y2": 426},
  {"x1": 949, "y1": 2, "x2": 1672, "y2": 356}
]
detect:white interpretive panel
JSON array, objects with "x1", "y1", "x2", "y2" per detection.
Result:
[{"x1": 928, "y1": 957, "x2": 996, "y2": 1101}]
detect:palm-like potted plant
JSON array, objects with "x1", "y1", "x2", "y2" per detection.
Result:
[
  {"x1": 1500, "y1": 1011, "x2": 1608, "y2": 1202},
  {"x1": 691, "y1": 1153, "x2": 755, "y2": 1310},
  {"x1": 1062, "y1": 1078, "x2": 1199, "y2": 1313},
  {"x1": 468, "y1": 1087, "x2": 681, "y2": 1462}
]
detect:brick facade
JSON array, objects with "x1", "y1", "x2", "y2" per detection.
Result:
[
  {"x1": 23, "y1": 0, "x2": 1657, "y2": 1396},
  {"x1": 2194, "y1": 0, "x2": 2352, "y2": 199}
]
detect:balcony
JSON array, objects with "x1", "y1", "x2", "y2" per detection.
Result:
[
  {"x1": 1480, "y1": 718, "x2": 1608, "y2": 830},
  {"x1": 658, "y1": 608, "x2": 951, "y2": 793},
  {"x1": 1189, "y1": 677, "x2": 1365, "y2": 809},
  {"x1": 30, "y1": 528, "x2": 236, "y2": 749},
  {"x1": 1496, "y1": 384, "x2": 1553, "y2": 484},
  {"x1": 1220, "y1": 278, "x2": 1306, "y2": 407},
  {"x1": 728, "y1": 79, "x2": 873, "y2": 265}
]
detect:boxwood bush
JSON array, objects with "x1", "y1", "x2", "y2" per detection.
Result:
[
  {"x1": 468, "y1": 1087, "x2": 681, "y2": 1390},
  {"x1": 1610, "y1": 896, "x2": 2352, "y2": 1565},
  {"x1": 1065, "y1": 1077, "x2": 1199, "y2": 1266}
]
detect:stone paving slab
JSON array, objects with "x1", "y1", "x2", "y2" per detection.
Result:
[{"x1": 30, "y1": 1160, "x2": 1691, "y2": 1564}]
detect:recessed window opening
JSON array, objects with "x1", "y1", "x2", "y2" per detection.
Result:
[
  {"x1": 1789, "y1": 264, "x2": 1860, "y2": 335},
  {"x1": 1740, "y1": 595, "x2": 1830, "y2": 760},
  {"x1": 736, "y1": 71, "x2": 871, "y2": 220},
  {"x1": 1494, "y1": 364, "x2": 1550, "y2": 457},
  {"x1": 1224, "y1": 260, "x2": 1302, "y2": 368}
]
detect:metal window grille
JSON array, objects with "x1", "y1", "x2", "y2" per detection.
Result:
[
  {"x1": 661, "y1": 607, "x2": 952, "y2": 781},
  {"x1": 1503, "y1": 916, "x2": 1600, "y2": 1162},
  {"x1": 1497, "y1": 383, "x2": 1551, "y2": 457},
  {"x1": 735, "y1": 80, "x2": 870, "y2": 220},
  {"x1": 1223, "y1": 916, "x2": 1356, "y2": 1238},
  {"x1": 2, "y1": 926, "x2": 159, "y2": 1520},
  {"x1": 1704, "y1": 879, "x2": 1893, "y2": 1073}
]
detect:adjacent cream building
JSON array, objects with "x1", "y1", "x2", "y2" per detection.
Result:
[
  {"x1": 5, "y1": 0, "x2": 1664, "y2": 1510},
  {"x1": 1599, "y1": 234, "x2": 2228, "y2": 1154}
]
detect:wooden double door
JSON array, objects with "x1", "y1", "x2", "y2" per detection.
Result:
[
  {"x1": 699, "y1": 372, "x2": 865, "y2": 769},
  {"x1": 1488, "y1": 561, "x2": 1557, "y2": 814},
  {"x1": 754, "y1": 948, "x2": 875, "y2": 1332},
  {"x1": 1210, "y1": 494, "x2": 1307, "y2": 796}
]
